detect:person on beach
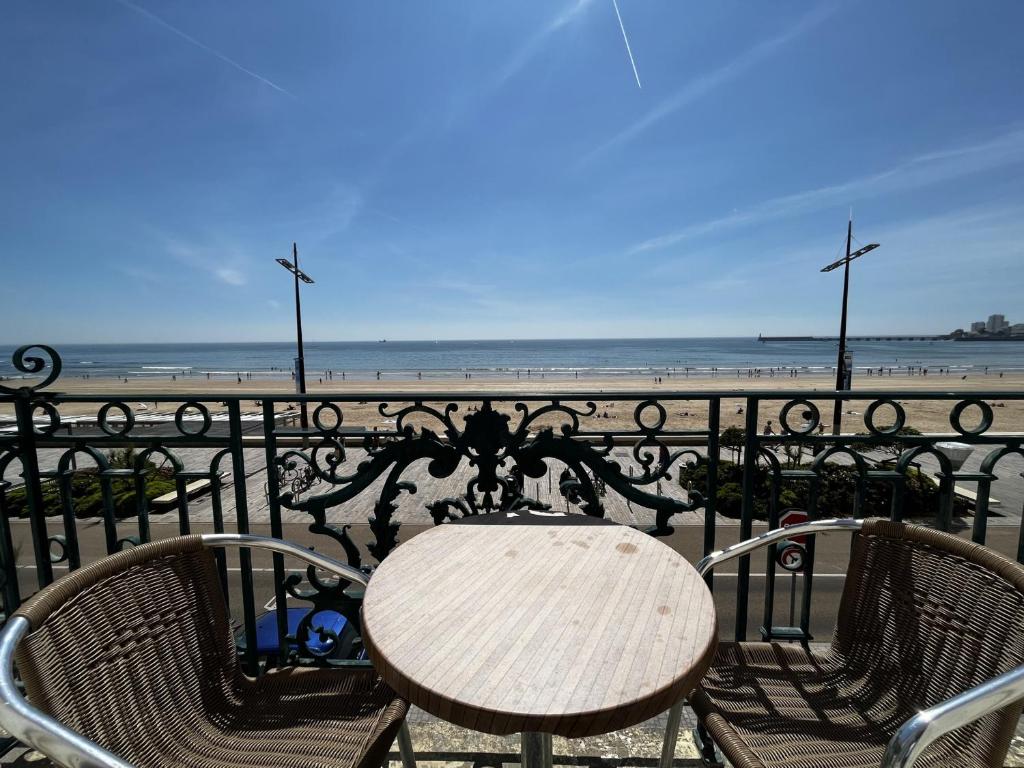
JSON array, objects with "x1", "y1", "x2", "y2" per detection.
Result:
[{"x1": 763, "y1": 421, "x2": 774, "y2": 436}]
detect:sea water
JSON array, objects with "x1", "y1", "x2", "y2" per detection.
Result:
[{"x1": 2, "y1": 338, "x2": 1022, "y2": 382}]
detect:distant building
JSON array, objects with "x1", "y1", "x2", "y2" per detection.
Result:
[
  {"x1": 971, "y1": 321, "x2": 986, "y2": 333},
  {"x1": 1012, "y1": 324, "x2": 1024, "y2": 336},
  {"x1": 987, "y1": 314, "x2": 1008, "y2": 333}
]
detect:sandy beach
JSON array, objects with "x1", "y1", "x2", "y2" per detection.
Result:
[{"x1": 6, "y1": 371, "x2": 1024, "y2": 435}]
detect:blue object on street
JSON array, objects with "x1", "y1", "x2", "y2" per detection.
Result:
[{"x1": 251, "y1": 607, "x2": 350, "y2": 656}]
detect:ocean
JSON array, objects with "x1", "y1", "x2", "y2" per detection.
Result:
[{"x1": 2, "y1": 338, "x2": 1023, "y2": 382}]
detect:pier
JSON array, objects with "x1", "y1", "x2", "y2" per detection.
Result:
[{"x1": 758, "y1": 333, "x2": 951, "y2": 342}]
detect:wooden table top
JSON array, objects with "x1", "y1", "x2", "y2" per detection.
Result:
[{"x1": 362, "y1": 512, "x2": 718, "y2": 738}]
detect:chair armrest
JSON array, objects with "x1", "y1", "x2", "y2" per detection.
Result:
[
  {"x1": 0, "y1": 617, "x2": 135, "y2": 768},
  {"x1": 201, "y1": 533, "x2": 369, "y2": 586},
  {"x1": 881, "y1": 664, "x2": 1024, "y2": 768},
  {"x1": 695, "y1": 518, "x2": 863, "y2": 576}
]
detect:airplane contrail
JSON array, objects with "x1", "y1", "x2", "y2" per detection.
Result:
[
  {"x1": 611, "y1": 0, "x2": 642, "y2": 89},
  {"x1": 113, "y1": 0, "x2": 295, "y2": 98}
]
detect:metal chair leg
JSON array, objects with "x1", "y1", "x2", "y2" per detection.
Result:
[
  {"x1": 658, "y1": 700, "x2": 684, "y2": 768},
  {"x1": 693, "y1": 723, "x2": 723, "y2": 768},
  {"x1": 398, "y1": 720, "x2": 417, "y2": 768}
]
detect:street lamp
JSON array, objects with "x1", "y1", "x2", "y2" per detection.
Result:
[
  {"x1": 821, "y1": 218, "x2": 880, "y2": 435},
  {"x1": 276, "y1": 243, "x2": 314, "y2": 432}
]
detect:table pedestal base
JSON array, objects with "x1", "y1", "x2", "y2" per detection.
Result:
[{"x1": 521, "y1": 732, "x2": 553, "y2": 768}]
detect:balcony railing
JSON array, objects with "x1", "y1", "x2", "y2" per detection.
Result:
[{"x1": 2, "y1": 344, "x2": 1023, "y2": 673}]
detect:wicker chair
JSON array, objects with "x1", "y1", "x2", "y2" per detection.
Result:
[
  {"x1": 0, "y1": 533, "x2": 417, "y2": 768},
  {"x1": 659, "y1": 518, "x2": 1024, "y2": 768}
]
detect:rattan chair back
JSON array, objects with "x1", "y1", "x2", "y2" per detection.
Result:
[
  {"x1": 12, "y1": 536, "x2": 240, "y2": 761},
  {"x1": 833, "y1": 520, "x2": 1024, "y2": 764}
]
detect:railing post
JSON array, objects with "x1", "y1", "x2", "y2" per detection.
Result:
[
  {"x1": 13, "y1": 394, "x2": 52, "y2": 588},
  {"x1": 704, "y1": 397, "x2": 720, "y2": 592},
  {"x1": 97, "y1": 473, "x2": 119, "y2": 555},
  {"x1": 55, "y1": 470, "x2": 81, "y2": 570},
  {"x1": 889, "y1": 474, "x2": 906, "y2": 523},
  {"x1": 227, "y1": 401, "x2": 259, "y2": 676},
  {"x1": 936, "y1": 472, "x2": 955, "y2": 533},
  {"x1": 0, "y1": 484, "x2": 22, "y2": 614},
  {"x1": 1016, "y1": 469, "x2": 1024, "y2": 565},
  {"x1": 174, "y1": 476, "x2": 191, "y2": 535},
  {"x1": 132, "y1": 469, "x2": 151, "y2": 544},
  {"x1": 736, "y1": 396, "x2": 759, "y2": 640},
  {"x1": 799, "y1": 480, "x2": 821, "y2": 639},
  {"x1": 760, "y1": 467, "x2": 781, "y2": 639},
  {"x1": 262, "y1": 401, "x2": 290, "y2": 661},
  {"x1": 208, "y1": 470, "x2": 230, "y2": 607},
  {"x1": 972, "y1": 477, "x2": 992, "y2": 545}
]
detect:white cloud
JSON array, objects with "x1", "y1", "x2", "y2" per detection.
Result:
[
  {"x1": 439, "y1": 0, "x2": 594, "y2": 132},
  {"x1": 114, "y1": 0, "x2": 295, "y2": 98},
  {"x1": 628, "y1": 126, "x2": 1024, "y2": 254},
  {"x1": 165, "y1": 238, "x2": 250, "y2": 287},
  {"x1": 288, "y1": 184, "x2": 365, "y2": 246},
  {"x1": 493, "y1": 0, "x2": 594, "y2": 89},
  {"x1": 215, "y1": 267, "x2": 246, "y2": 286},
  {"x1": 581, "y1": 3, "x2": 839, "y2": 164}
]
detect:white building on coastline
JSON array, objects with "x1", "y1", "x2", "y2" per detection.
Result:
[{"x1": 987, "y1": 314, "x2": 1009, "y2": 333}]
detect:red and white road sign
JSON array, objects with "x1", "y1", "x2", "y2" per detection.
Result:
[{"x1": 779, "y1": 509, "x2": 808, "y2": 544}]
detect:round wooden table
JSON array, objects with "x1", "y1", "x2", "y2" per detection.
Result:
[{"x1": 362, "y1": 511, "x2": 718, "y2": 768}]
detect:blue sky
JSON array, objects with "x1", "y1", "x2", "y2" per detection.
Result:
[{"x1": 2, "y1": 0, "x2": 1023, "y2": 342}]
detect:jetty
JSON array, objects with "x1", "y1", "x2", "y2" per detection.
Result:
[{"x1": 758, "y1": 333, "x2": 951, "y2": 342}]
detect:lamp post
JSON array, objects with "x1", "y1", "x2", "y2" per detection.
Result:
[
  {"x1": 821, "y1": 218, "x2": 880, "y2": 435},
  {"x1": 276, "y1": 243, "x2": 314, "y2": 432}
]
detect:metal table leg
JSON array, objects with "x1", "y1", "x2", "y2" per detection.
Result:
[
  {"x1": 659, "y1": 700, "x2": 683, "y2": 768},
  {"x1": 522, "y1": 731, "x2": 553, "y2": 768},
  {"x1": 397, "y1": 721, "x2": 417, "y2": 768}
]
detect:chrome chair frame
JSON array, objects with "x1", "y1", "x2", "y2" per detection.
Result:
[
  {"x1": 658, "y1": 518, "x2": 1024, "y2": 768},
  {"x1": 0, "y1": 533, "x2": 417, "y2": 768}
]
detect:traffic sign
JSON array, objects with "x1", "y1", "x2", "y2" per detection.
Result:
[
  {"x1": 777, "y1": 509, "x2": 809, "y2": 572},
  {"x1": 779, "y1": 509, "x2": 808, "y2": 542}
]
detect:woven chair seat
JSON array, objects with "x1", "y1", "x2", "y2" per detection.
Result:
[
  {"x1": 109, "y1": 666, "x2": 409, "y2": 768},
  {"x1": 693, "y1": 642, "x2": 924, "y2": 768},
  {"x1": 691, "y1": 521, "x2": 1024, "y2": 768},
  {"x1": 12, "y1": 535, "x2": 408, "y2": 768}
]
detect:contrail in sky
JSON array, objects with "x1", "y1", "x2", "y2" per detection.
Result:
[
  {"x1": 113, "y1": 0, "x2": 295, "y2": 98},
  {"x1": 611, "y1": 0, "x2": 642, "y2": 89}
]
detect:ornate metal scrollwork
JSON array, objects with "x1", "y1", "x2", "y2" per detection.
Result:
[
  {"x1": 276, "y1": 397, "x2": 703, "y2": 574},
  {"x1": 0, "y1": 345, "x2": 63, "y2": 395},
  {"x1": 281, "y1": 536, "x2": 366, "y2": 665}
]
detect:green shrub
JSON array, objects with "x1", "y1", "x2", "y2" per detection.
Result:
[
  {"x1": 852, "y1": 426, "x2": 923, "y2": 458},
  {"x1": 677, "y1": 458, "x2": 962, "y2": 520},
  {"x1": 3, "y1": 450, "x2": 176, "y2": 520}
]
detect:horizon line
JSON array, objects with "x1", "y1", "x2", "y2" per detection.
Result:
[{"x1": 0, "y1": 333, "x2": 961, "y2": 347}]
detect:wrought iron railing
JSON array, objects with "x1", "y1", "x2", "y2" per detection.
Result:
[{"x1": 2, "y1": 344, "x2": 1022, "y2": 672}]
